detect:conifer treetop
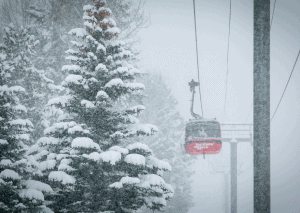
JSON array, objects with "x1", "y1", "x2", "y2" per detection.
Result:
[{"x1": 83, "y1": 0, "x2": 119, "y2": 41}]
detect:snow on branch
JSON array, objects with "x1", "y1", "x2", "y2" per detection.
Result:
[
  {"x1": 138, "y1": 181, "x2": 151, "y2": 189},
  {"x1": 95, "y1": 63, "x2": 107, "y2": 71},
  {"x1": 130, "y1": 68, "x2": 144, "y2": 74},
  {"x1": 62, "y1": 65, "x2": 81, "y2": 73},
  {"x1": 109, "y1": 182, "x2": 123, "y2": 188},
  {"x1": 71, "y1": 137, "x2": 100, "y2": 151},
  {"x1": 105, "y1": 27, "x2": 120, "y2": 35},
  {"x1": 44, "y1": 121, "x2": 77, "y2": 135},
  {"x1": 82, "y1": 151, "x2": 121, "y2": 165},
  {"x1": 47, "y1": 153, "x2": 57, "y2": 160},
  {"x1": 39, "y1": 160, "x2": 56, "y2": 171},
  {"x1": 126, "y1": 143, "x2": 151, "y2": 153},
  {"x1": 82, "y1": 152, "x2": 101, "y2": 161},
  {"x1": 13, "y1": 158, "x2": 27, "y2": 166},
  {"x1": 81, "y1": 100, "x2": 95, "y2": 109},
  {"x1": 109, "y1": 131, "x2": 124, "y2": 140},
  {"x1": 70, "y1": 41, "x2": 84, "y2": 49},
  {"x1": 8, "y1": 119, "x2": 33, "y2": 127},
  {"x1": 37, "y1": 137, "x2": 60, "y2": 146},
  {"x1": 124, "y1": 154, "x2": 145, "y2": 166},
  {"x1": 125, "y1": 124, "x2": 158, "y2": 137},
  {"x1": 60, "y1": 158, "x2": 72, "y2": 165},
  {"x1": 162, "y1": 183, "x2": 175, "y2": 196},
  {"x1": 47, "y1": 95, "x2": 72, "y2": 107},
  {"x1": 108, "y1": 146, "x2": 129, "y2": 154},
  {"x1": 124, "y1": 115, "x2": 139, "y2": 124},
  {"x1": 15, "y1": 134, "x2": 30, "y2": 141},
  {"x1": 0, "y1": 53, "x2": 6, "y2": 60},
  {"x1": 48, "y1": 171, "x2": 75, "y2": 184},
  {"x1": 83, "y1": 15, "x2": 95, "y2": 21},
  {"x1": 0, "y1": 85, "x2": 25, "y2": 94},
  {"x1": 112, "y1": 49, "x2": 132, "y2": 59},
  {"x1": 144, "y1": 196, "x2": 166, "y2": 207},
  {"x1": 21, "y1": 180, "x2": 53, "y2": 193},
  {"x1": 0, "y1": 139, "x2": 8, "y2": 145},
  {"x1": 109, "y1": 176, "x2": 140, "y2": 189},
  {"x1": 98, "y1": 151, "x2": 121, "y2": 165},
  {"x1": 124, "y1": 82, "x2": 145, "y2": 91},
  {"x1": 58, "y1": 164, "x2": 76, "y2": 172},
  {"x1": 147, "y1": 156, "x2": 172, "y2": 172},
  {"x1": 12, "y1": 104, "x2": 27, "y2": 112},
  {"x1": 0, "y1": 169, "x2": 20, "y2": 180},
  {"x1": 19, "y1": 189, "x2": 44, "y2": 201},
  {"x1": 84, "y1": 21, "x2": 96, "y2": 31},
  {"x1": 68, "y1": 125, "x2": 90, "y2": 135},
  {"x1": 68, "y1": 28, "x2": 88, "y2": 38},
  {"x1": 62, "y1": 74, "x2": 83, "y2": 85},
  {"x1": 142, "y1": 174, "x2": 165, "y2": 186},
  {"x1": 120, "y1": 176, "x2": 140, "y2": 184},
  {"x1": 96, "y1": 90, "x2": 109, "y2": 99},
  {"x1": 65, "y1": 49, "x2": 79, "y2": 55},
  {"x1": 104, "y1": 78, "x2": 123, "y2": 88},
  {"x1": 0, "y1": 159, "x2": 13, "y2": 167},
  {"x1": 56, "y1": 154, "x2": 69, "y2": 161},
  {"x1": 96, "y1": 44, "x2": 106, "y2": 53},
  {"x1": 83, "y1": 5, "x2": 94, "y2": 11},
  {"x1": 40, "y1": 206, "x2": 54, "y2": 213},
  {"x1": 138, "y1": 124, "x2": 158, "y2": 135},
  {"x1": 99, "y1": 7, "x2": 112, "y2": 17}
]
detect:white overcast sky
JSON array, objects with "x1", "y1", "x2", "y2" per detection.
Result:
[{"x1": 137, "y1": 0, "x2": 300, "y2": 212}]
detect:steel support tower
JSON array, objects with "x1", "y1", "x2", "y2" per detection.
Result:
[
  {"x1": 254, "y1": 0, "x2": 270, "y2": 212},
  {"x1": 221, "y1": 123, "x2": 253, "y2": 213}
]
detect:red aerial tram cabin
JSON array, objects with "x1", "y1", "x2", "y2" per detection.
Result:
[{"x1": 185, "y1": 119, "x2": 222, "y2": 156}]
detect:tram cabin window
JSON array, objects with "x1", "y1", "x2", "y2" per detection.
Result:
[{"x1": 186, "y1": 121, "x2": 221, "y2": 139}]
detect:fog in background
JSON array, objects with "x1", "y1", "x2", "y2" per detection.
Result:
[{"x1": 137, "y1": 0, "x2": 300, "y2": 212}]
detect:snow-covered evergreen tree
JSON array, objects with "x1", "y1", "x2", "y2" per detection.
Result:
[
  {"x1": 137, "y1": 73, "x2": 196, "y2": 213},
  {"x1": 26, "y1": 3, "x2": 70, "y2": 84},
  {"x1": 31, "y1": 1, "x2": 173, "y2": 212},
  {"x1": 0, "y1": 24, "x2": 58, "y2": 141},
  {"x1": 0, "y1": 24, "x2": 53, "y2": 213}
]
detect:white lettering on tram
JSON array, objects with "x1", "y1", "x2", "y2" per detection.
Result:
[{"x1": 194, "y1": 143, "x2": 213, "y2": 150}]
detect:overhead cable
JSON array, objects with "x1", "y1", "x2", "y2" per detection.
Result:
[
  {"x1": 192, "y1": 0, "x2": 204, "y2": 117},
  {"x1": 271, "y1": 48, "x2": 300, "y2": 121},
  {"x1": 224, "y1": 0, "x2": 232, "y2": 115},
  {"x1": 270, "y1": 0, "x2": 277, "y2": 29},
  {"x1": 244, "y1": 103, "x2": 253, "y2": 123}
]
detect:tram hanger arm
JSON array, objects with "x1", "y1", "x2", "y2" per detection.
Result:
[{"x1": 189, "y1": 79, "x2": 202, "y2": 119}]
